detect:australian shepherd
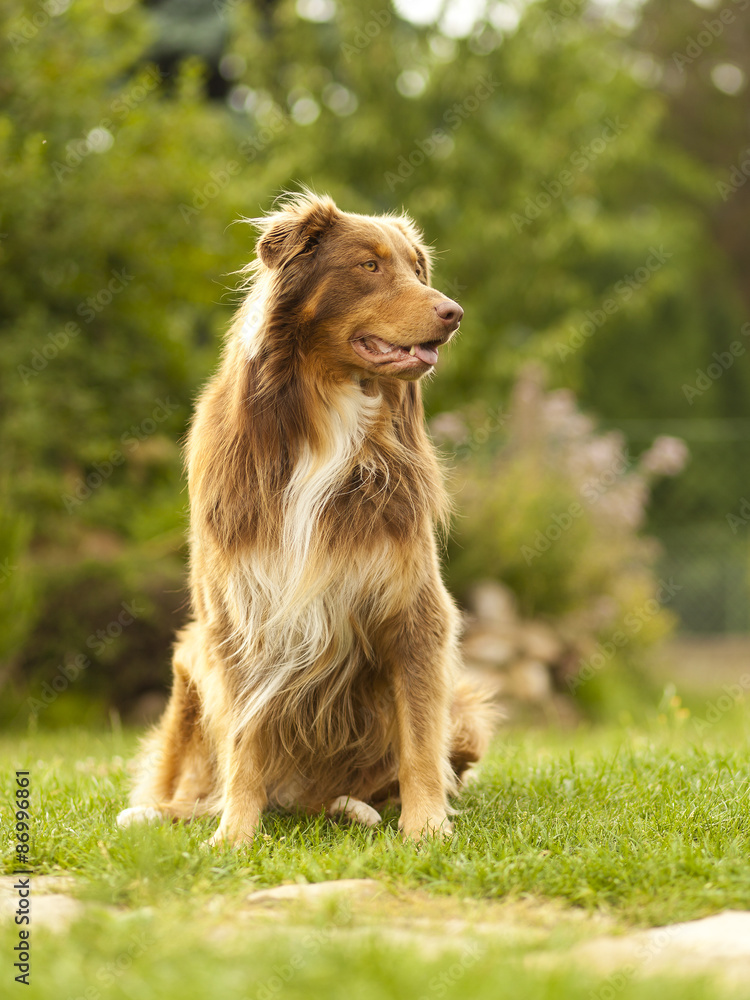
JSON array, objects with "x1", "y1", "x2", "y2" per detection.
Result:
[{"x1": 118, "y1": 192, "x2": 494, "y2": 845}]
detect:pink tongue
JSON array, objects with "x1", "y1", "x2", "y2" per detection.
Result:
[{"x1": 413, "y1": 343, "x2": 438, "y2": 365}]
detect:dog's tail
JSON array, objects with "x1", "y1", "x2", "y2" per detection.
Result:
[{"x1": 449, "y1": 674, "x2": 500, "y2": 782}]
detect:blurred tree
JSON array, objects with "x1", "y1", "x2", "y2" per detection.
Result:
[
  {"x1": 635, "y1": 0, "x2": 750, "y2": 316},
  {"x1": 1, "y1": 0, "x2": 747, "y2": 719},
  {"x1": 441, "y1": 366, "x2": 685, "y2": 714},
  {"x1": 628, "y1": 0, "x2": 750, "y2": 560},
  {"x1": 0, "y1": 0, "x2": 266, "y2": 717}
]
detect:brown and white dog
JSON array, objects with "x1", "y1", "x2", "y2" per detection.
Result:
[{"x1": 118, "y1": 192, "x2": 494, "y2": 844}]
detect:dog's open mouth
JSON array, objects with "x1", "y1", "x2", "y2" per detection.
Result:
[{"x1": 350, "y1": 335, "x2": 442, "y2": 368}]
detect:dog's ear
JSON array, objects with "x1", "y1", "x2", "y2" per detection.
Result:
[{"x1": 256, "y1": 195, "x2": 340, "y2": 270}]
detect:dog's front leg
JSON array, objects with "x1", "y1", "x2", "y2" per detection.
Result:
[
  {"x1": 207, "y1": 727, "x2": 267, "y2": 847},
  {"x1": 385, "y1": 606, "x2": 456, "y2": 841}
]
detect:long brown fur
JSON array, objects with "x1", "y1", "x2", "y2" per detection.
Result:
[{"x1": 119, "y1": 192, "x2": 495, "y2": 844}]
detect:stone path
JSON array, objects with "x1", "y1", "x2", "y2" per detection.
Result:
[
  {"x1": 245, "y1": 878, "x2": 384, "y2": 904},
  {"x1": 0, "y1": 875, "x2": 83, "y2": 932},
  {"x1": 3, "y1": 874, "x2": 750, "y2": 984},
  {"x1": 566, "y1": 911, "x2": 750, "y2": 985}
]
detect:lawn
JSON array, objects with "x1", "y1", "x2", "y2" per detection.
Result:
[{"x1": 2, "y1": 706, "x2": 750, "y2": 999}]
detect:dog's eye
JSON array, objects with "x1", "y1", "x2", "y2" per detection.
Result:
[{"x1": 361, "y1": 261, "x2": 378, "y2": 272}]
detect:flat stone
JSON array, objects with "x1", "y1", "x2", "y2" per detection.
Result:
[
  {"x1": 462, "y1": 629, "x2": 517, "y2": 667},
  {"x1": 0, "y1": 876, "x2": 84, "y2": 932},
  {"x1": 466, "y1": 581, "x2": 518, "y2": 625},
  {"x1": 462, "y1": 664, "x2": 507, "y2": 697},
  {"x1": 569, "y1": 911, "x2": 750, "y2": 978},
  {"x1": 508, "y1": 659, "x2": 552, "y2": 702},
  {"x1": 518, "y1": 621, "x2": 563, "y2": 663},
  {"x1": 246, "y1": 879, "x2": 384, "y2": 905}
]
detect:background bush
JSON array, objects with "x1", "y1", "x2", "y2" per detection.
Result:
[{"x1": 1, "y1": 0, "x2": 748, "y2": 722}]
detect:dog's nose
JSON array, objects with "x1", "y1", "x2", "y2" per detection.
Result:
[{"x1": 435, "y1": 299, "x2": 463, "y2": 331}]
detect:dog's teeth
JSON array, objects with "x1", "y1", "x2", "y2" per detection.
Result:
[
  {"x1": 409, "y1": 346, "x2": 416, "y2": 356},
  {"x1": 368, "y1": 339, "x2": 389, "y2": 354}
]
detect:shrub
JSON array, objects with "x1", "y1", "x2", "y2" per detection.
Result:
[{"x1": 439, "y1": 366, "x2": 688, "y2": 712}]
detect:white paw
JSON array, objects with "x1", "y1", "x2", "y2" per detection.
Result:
[
  {"x1": 458, "y1": 765, "x2": 482, "y2": 788},
  {"x1": 116, "y1": 805, "x2": 166, "y2": 828},
  {"x1": 326, "y1": 796, "x2": 381, "y2": 828}
]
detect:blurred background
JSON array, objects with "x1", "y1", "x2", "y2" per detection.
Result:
[{"x1": 1, "y1": 0, "x2": 749, "y2": 728}]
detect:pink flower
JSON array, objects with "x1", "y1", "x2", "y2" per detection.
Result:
[
  {"x1": 640, "y1": 436, "x2": 689, "y2": 477},
  {"x1": 430, "y1": 411, "x2": 468, "y2": 445}
]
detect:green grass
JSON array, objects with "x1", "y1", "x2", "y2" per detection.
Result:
[{"x1": 2, "y1": 712, "x2": 750, "y2": 999}]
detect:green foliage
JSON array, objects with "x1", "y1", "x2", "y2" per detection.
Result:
[
  {"x1": 1, "y1": 0, "x2": 263, "y2": 705},
  {"x1": 0, "y1": 503, "x2": 35, "y2": 664},
  {"x1": 442, "y1": 368, "x2": 683, "y2": 709},
  {"x1": 1, "y1": 0, "x2": 748, "y2": 713}
]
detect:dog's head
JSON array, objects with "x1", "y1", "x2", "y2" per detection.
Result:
[{"x1": 247, "y1": 192, "x2": 463, "y2": 382}]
